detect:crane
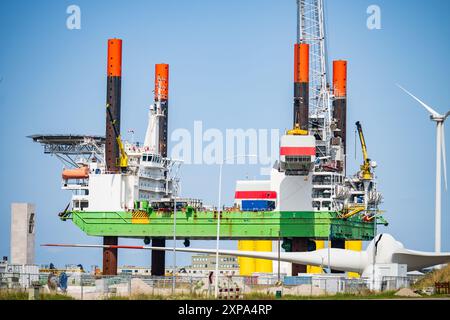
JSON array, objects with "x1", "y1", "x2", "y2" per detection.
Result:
[
  {"x1": 106, "y1": 103, "x2": 128, "y2": 170},
  {"x1": 355, "y1": 121, "x2": 373, "y2": 180}
]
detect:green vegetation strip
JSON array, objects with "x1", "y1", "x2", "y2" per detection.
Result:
[
  {"x1": 0, "y1": 290, "x2": 74, "y2": 300},
  {"x1": 1, "y1": 290, "x2": 448, "y2": 300}
]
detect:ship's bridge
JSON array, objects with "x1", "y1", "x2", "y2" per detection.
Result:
[{"x1": 279, "y1": 134, "x2": 316, "y2": 175}]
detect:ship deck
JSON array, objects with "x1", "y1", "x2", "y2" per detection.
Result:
[{"x1": 63, "y1": 209, "x2": 377, "y2": 240}]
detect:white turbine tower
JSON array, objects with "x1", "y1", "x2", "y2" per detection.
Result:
[{"x1": 398, "y1": 85, "x2": 449, "y2": 253}]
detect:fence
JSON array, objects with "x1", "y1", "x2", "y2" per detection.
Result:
[
  {"x1": 0, "y1": 272, "x2": 426, "y2": 300},
  {"x1": 435, "y1": 282, "x2": 450, "y2": 294}
]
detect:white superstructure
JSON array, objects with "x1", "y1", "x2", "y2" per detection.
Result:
[{"x1": 62, "y1": 105, "x2": 181, "y2": 212}]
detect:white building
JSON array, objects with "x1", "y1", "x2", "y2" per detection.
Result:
[{"x1": 185, "y1": 254, "x2": 240, "y2": 276}]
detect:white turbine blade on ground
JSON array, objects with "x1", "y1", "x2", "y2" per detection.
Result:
[
  {"x1": 397, "y1": 84, "x2": 440, "y2": 117},
  {"x1": 42, "y1": 244, "x2": 367, "y2": 273},
  {"x1": 392, "y1": 248, "x2": 450, "y2": 271},
  {"x1": 442, "y1": 124, "x2": 448, "y2": 190}
]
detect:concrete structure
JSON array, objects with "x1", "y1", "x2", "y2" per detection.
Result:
[{"x1": 10, "y1": 203, "x2": 35, "y2": 265}]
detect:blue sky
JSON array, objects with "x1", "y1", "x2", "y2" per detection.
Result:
[{"x1": 0, "y1": 0, "x2": 449, "y2": 269}]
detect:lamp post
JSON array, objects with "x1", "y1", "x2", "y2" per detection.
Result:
[
  {"x1": 327, "y1": 232, "x2": 331, "y2": 273},
  {"x1": 172, "y1": 196, "x2": 177, "y2": 294},
  {"x1": 214, "y1": 154, "x2": 257, "y2": 299},
  {"x1": 171, "y1": 162, "x2": 183, "y2": 295},
  {"x1": 277, "y1": 231, "x2": 281, "y2": 284}
]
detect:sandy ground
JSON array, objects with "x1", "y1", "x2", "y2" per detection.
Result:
[{"x1": 394, "y1": 288, "x2": 421, "y2": 297}]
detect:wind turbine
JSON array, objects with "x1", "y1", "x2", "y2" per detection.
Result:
[
  {"x1": 398, "y1": 85, "x2": 449, "y2": 253},
  {"x1": 42, "y1": 234, "x2": 450, "y2": 275}
]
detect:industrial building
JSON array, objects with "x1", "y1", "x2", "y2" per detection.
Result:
[
  {"x1": 118, "y1": 266, "x2": 152, "y2": 276},
  {"x1": 185, "y1": 254, "x2": 239, "y2": 276}
]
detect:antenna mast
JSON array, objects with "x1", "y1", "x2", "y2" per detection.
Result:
[
  {"x1": 297, "y1": 0, "x2": 329, "y2": 114},
  {"x1": 297, "y1": 0, "x2": 332, "y2": 158}
]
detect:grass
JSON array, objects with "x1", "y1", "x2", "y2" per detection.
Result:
[
  {"x1": 40, "y1": 293, "x2": 75, "y2": 300},
  {"x1": 2, "y1": 289, "x2": 447, "y2": 300},
  {"x1": 0, "y1": 291, "x2": 28, "y2": 300},
  {"x1": 103, "y1": 290, "x2": 446, "y2": 300},
  {"x1": 107, "y1": 292, "x2": 208, "y2": 300},
  {"x1": 4, "y1": 272, "x2": 450, "y2": 300},
  {"x1": 0, "y1": 289, "x2": 74, "y2": 300},
  {"x1": 242, "y1": 291, "x2": 406, "y2": 300},
  {"x1": 414, "y1": 264, "x2": 450, "y2": 289}
]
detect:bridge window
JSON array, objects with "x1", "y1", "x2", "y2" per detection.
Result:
[
  {"x1": 73, "y1": 200, "x2": 89, "y2": 210},
  {"x1": 80, "y1": 201, "x2": 89, "y2": 210}
]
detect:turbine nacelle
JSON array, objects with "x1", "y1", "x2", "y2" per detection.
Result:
[
  {"x1": 431, "y1": 115, "x2": 447, "y2": 122},
  {"x1": 366, "y1": 233, "x2": 404, "y2": 265}
]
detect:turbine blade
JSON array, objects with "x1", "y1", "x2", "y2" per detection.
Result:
[
  {"x1": 397, "y1": 84, "x2": 440, "y2": 117},
  {"x1": 42, "y1": 243, "x2": 367, "y2": 273},
  {"x1": 445, "y1": 111, "x2": 450, "y2": 120},
  {"x1": 393, "y1": 248, "x2": 450, "y2": 271},
  {"x1": 442, "y1": 124, "x2": 447, "y2": 191}
]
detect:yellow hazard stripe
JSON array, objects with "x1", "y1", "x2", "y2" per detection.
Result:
[{"x1": 131, "y1": 211, "x2": 150, "y2": 224}]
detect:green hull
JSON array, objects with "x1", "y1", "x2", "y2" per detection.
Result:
[{"x1": 65, "y1": 209, "x2": 377, "y2": 240}]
